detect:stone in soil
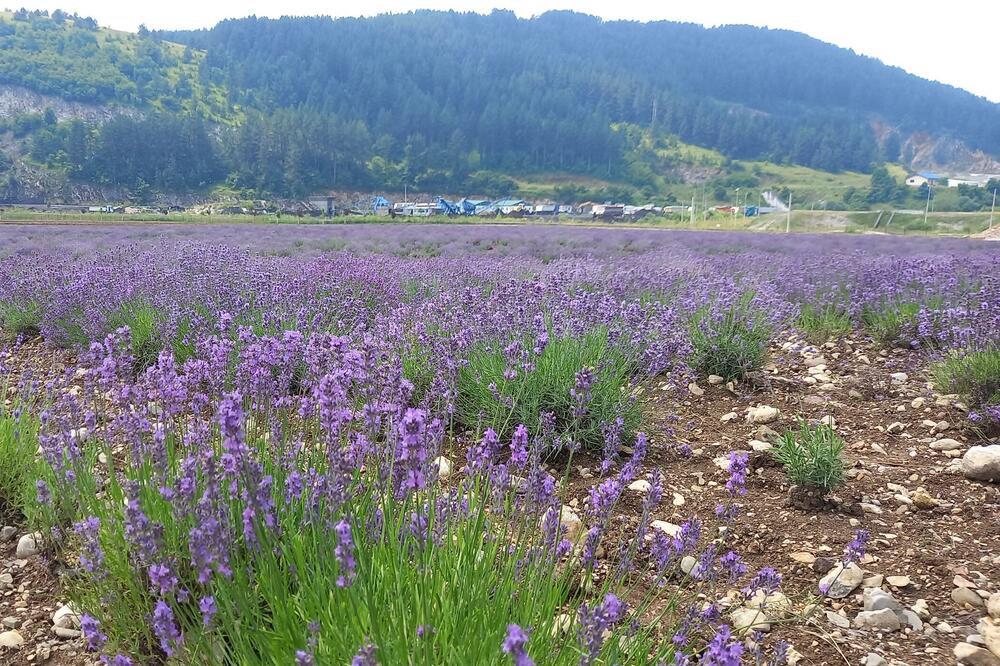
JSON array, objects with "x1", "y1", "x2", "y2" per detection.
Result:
[
  {"x1": 730, "y1": 606, "x2": 771, "y2": 632},
  {"x1": 962, "y1": 445, "x2": 1000, "y2": 482},
  {"x1": 930, "y1": 437, "x2": 965, "y2": 451},
  {"x1": 0, "y1": 526, "x2": 16, "y2": 542},
  {"x1": 433, "y1": 456, "x2": 453, "y2": 480},
  {"x1": 954, "y1": 642, "x2": 1000, "y2": 666},
  {"x1": 745, "y1": 405, "x2": 780, "y2": 424},
  {"x1": 818, "y1": 562, "x2": 864, "y2": 599},
  {"x1": 854, "y1": 608, "x2": 901, "y2": 631},
  {"x1": 864, "y1": 654, "x2": 888, "y2": 666},
  {"x1": 954, "y1": 586, "x2": 987, "y2": 609},
  {"x1": 0, "y1": 630, "x2": 24, "y2": 647},
  {"x1": 559, "y1": 507, "x2": 583, "y2": 542},
  {"x1": 15, "y1": 532, "x2": 41, "y2": 558},
  {"x1": 988, "y1": 592, "x2": 1000, "y2": 620}
]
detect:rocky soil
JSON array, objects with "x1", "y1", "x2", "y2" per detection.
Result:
[{"x1": 1, "y1": 335, "x2": 998, "y2": 665}]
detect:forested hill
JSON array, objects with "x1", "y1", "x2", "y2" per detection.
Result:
[
  {"x1": 2, "y1": 8, "x2": 1000, "y2": 200},
  {"x1": 160, "y1": 10, "x2": 1000, "y2": 172}
]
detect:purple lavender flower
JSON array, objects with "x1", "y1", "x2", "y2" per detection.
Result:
[
  {"x1": 742, "y1": 567, "x2": 782, "y2": 597},
  {"x1": 510, "y1": 424, "x2": 529, "y2": 469},
  {"x1": 352, "y1": 643, "x2": 379, "y2": 666},
  {"x1": 35, "y1": 479, "x2": 51, "y2": 505},
  {"x1": 570, "y1": 367, "x2": 594, "y2": 418},
  {"x1": 577, "y1": 594, "x2": 627, "y2": 665},
  {"x1": 502, "y1": 624, "x2": 534, "y2": 666},
  {"x1": 73, "y1": 516, "x2": 105, "y2": 578},
  {"x1": 699, "y1": 624, "x2": 743, "y2": 665},
  {"x1": 199, "y1": 596, "x2": 217, "y2": 626},
  {"x1": 335, "y1": 519, "x2": 357, "y2": 587},
  {"x1": 148, "y1": 562, "x2": 179, "y2": 595},
  {"x1": 295, "y1": 650, "x2": 316, "y2": 666},
  {"x1": 843, "y1": 529, "x2": 870, "y2": 564},
  {"x1": 80, "y1": 614, "x2": 107, "y2": 652},
  {"x1": 151, "y1": 599, "x2": 183, "y2": 657}
]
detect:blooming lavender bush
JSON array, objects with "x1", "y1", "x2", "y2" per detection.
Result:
[{"x1": 15, "y1": 327, "x2": 790, "y2": 664}]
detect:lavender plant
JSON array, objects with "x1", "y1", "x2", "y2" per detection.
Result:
[{"x1": 24, "y1": 328, "x2": 787, "y2": 664}]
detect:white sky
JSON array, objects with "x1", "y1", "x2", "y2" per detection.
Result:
[{"x1": 10, "y1": 1, "x2": 1000, "y2": 102}]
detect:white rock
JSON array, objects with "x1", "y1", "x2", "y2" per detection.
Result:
[
  {"x1": 826, "y1": 610, "x2": 850, "y2": 628},
  {"x1": 0, "y1": 526, "x2": 15, "y2": 542},
  {"x1": 746, "y1": 405, "x2": 780, "y2": 424},
  {"x1": 651, "y1": 520, "x2": 681, "y2": 538},
  {"x1": 708, "y1": 374, "x2": 724, "y2": 385},
  {"x1": 628, "y1": 480, "x2": 651, "y2": 493},
  {"x1": 672, "y1": 493, "x2": 685, "y2": 507},
  {"x1": 864, "y1": 587, "x2": 903, "y2": 614},
  {"x1": 890, "y1": 372, "x2": 908, "y2": 384},
  {"x1": 680, "y1": 555, "x2": 700, "y2": 576},
  {"x1": 0, "y1": 630, "x2": 24, "y2": 648},
  {"x1": 730, "y1": 606, "x2": 771, "y2": 632},
  {"x1": 954, "y1": 587, "x2": 987, "y2": 609},
  {"x1": 954, "y1": 642, "x2": 1000, "y2": 666},
  {"x1": 559, "y1": 507, "x2": 583, "y2": 542},
  {"x1": 886, "y1": 575, "x2": 911, "y2": 588},
  {"x1": 433, "y1": 456, "x2": 454, "y2": 480},
  {"x1": 748, "y1": 440, "x2": 773, "y2": 452},
  {"x1": 52, "y1": 604, "x2": 80, "y2": 629},
  {"x1": 988, "y1": 593, "x2": 1000, "y2": 620},
  {"x1": 854, "y1": 609, "x2": 901, "y2": 631},
  {"x1": 962, "y1": 446, "x2": 1000, "y2": 483},
  {"x1": 864, "y1": 653, "x2": 889, "y2": 666},
  {"x1": 53, "y1": 627, "x2": 82, "y2": 639},
  {"x1": 720, "y1": 411, "x2": 738, "y2": 422},
  {"x1": 746, "y1": 590, "x2": 792, "y2": 618},
  {"x1": 819, "y1": 563, "x2": 864, "y2": 599},
  {"x1": 886, "y1": 422, "x2": 906, "y2": 434},
  {"x1": 981, "y1": 617, "x2": 1000, "y2": 659},
  {"x1": 930, "y1": 438, "x2": 964, "y2": 451},
  {"x1": 911, "y1": 599, "x2": 931, "y2": 620},
  {"x1": 15, "y1": 532, "x2": 41, "y2": 559},
  {"x1": 911, "y1": 397, "x2": 925, "y2": 408}
]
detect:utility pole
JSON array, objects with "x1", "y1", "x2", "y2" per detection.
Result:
[
  {"x1": 786, "y1": 193, "x2": 792, "y2": 233},
  {"x1": 990, "y1": 188, "x2": 996, "y2": 230},
  {"x1": 923, "y1": 184, "x2": 931, "y2": 227},
  {"x1": 690, "y1": 194, "x2": 696, "y2": 225}
]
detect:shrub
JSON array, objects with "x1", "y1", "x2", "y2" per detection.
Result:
[
  {"x1": 797, "y1": 303, "x2": 851, "y2": 343},
  {"x1": 773, "y1": 421, "x2": 845, "y2": 493},
  {"x1": 23, "y1": 330, "x2": 781, "y2": 665},
  {"x1": 688, "y1": 294, "x2": 771, "y2": 380},
  {"x1": 0, "y1": 300, "x2": 43, "y2": 339},
  {"x1": 933, "y1": 347, "x2": 1000, "y2": 432},
  {"x1": 861, "y1": 298, "x2": 941, "y2": 347},
  {"x1": 106, "y1": 300, "x2": 164, "y2": 374},
  {"x1": 455, "y1": 329, "x2": 641, "y2": 451},
  {"x1": 0, "y1": 405, "x2": 39, "y2": 522}
]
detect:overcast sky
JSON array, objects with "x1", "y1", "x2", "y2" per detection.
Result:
[{"x1": 11, "y1": 1, "x2": 1000, "y2": 102}]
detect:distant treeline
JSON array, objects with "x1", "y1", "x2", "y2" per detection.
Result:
[{"x1": 4, "y1": 10, "x2": 1000, "y2": 198}]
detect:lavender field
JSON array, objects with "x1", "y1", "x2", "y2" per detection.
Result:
[{"x1": 0, "y1": 223, "x2": 998, "y2": 665}]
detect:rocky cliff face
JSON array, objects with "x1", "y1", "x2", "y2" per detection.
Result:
[
  {"x1": 0, "y1": 84, "x2": 137, "y2": 125},
  {"x1": 901, "y1": 132, "x2": 1000, "y2": 174}
]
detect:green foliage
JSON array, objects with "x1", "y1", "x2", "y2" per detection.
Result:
[
  {"x1": 688, "y1": 296, "x2": 771, "y2": 380},
  {"x1": 867, "y1": 165, "x2": 903, "y2": 204},
  {"x1": 0, "y1": 11, "x2": 227, "y2": 118},
  {"x1": 0, "y1": 407, "x2": 39, "y2": 522},
  {"x1": 773, "y1": 421, "x2": 845, "y2": 493},
  {"x1": 797, "y1": 303, "x2": 851, "y2": 343},
  {"x1": 32, "y1": 405, "x2": 673, "y2": 664},
  {"x1": 860, "y1": 301, "x2": 927, "y2": 346},
  {"x1": 107, "y1": 300, "x2": 164, "y2": 374},
  {"x1": 456, "y1": 330, "x2": 641, "y2": 451},
  {"x1": 932, "y1": 347, "x2": 1000, "y2": 423},
  {"x1": 0, "y1": 299, "x2": 43, "y2": 338}
]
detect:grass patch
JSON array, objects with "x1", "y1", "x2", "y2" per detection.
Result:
[
  {"x1": 0, "y1": 300, "x2": 43, "y2": 339},
  {"x1": 0, "y1": 406, "x2": 40, "y2": 523},
  {"x1": 797, "y1": 303, "x2": 851, "y2": 343},
  {"x1": 106, "y1": 300, "x2": 165, "y2": 374},
  {"x1": 860, "y1": 301, "x2": 923, "y2": 347},
  {"x1": 773, "y1": 421, "x2": 845, "y2": 493},
  {"x1": 688, "y1": 294, "x2": 771, "y2": 380},
  {"x1": 933, "y1": 347, "x2": 1000, "y2": 432},
  {"x1": 455, "y1": 329, "x2": 641, "y2": 451}
]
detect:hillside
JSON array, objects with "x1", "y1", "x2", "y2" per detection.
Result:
[{"x1": 1, "y1": 8, "x2": 999, "y2": 205}]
